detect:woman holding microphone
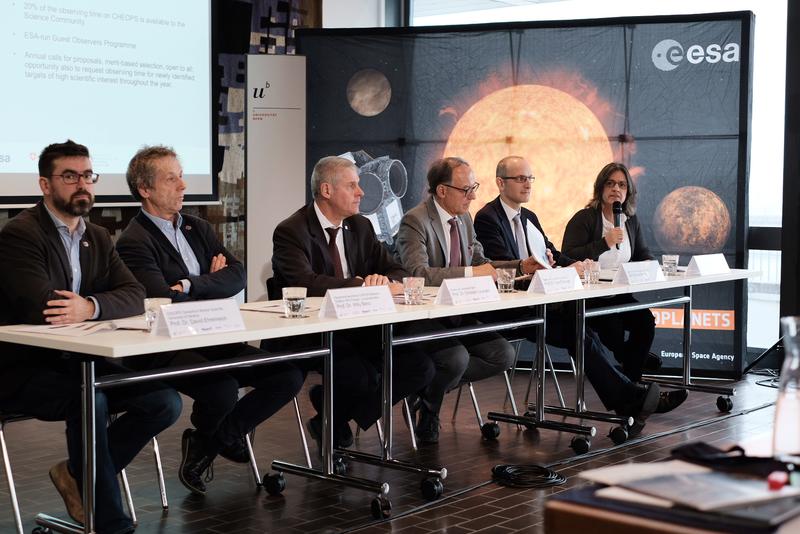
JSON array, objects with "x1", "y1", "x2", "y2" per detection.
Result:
[{"x1": 562, "y1": 162, "x2": 687, "y2": 414}]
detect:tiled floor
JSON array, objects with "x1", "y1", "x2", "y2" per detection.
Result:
[{"x1": 0, "y1": 370, "x2": 777, "y2": 533}]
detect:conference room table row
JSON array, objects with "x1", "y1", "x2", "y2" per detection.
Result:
[{"x1": 0, "y1": 268, "x2": 754, "y2": 533}]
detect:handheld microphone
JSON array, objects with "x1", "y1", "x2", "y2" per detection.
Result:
[{"x1": 612, "y1": 201, "x2": 622, "y2": 250}]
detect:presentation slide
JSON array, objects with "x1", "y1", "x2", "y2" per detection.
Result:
[{"x1": 0, "y1": 0, "x2": 213, "y2": 203}]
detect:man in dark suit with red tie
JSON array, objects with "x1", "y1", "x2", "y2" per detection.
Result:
[{"x1": 271, "y1": 156, "x2": 434, "y2": 450}]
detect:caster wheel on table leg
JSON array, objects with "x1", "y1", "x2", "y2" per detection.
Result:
[
  {"x1": 420, "y1": 476, "x2": 444, "y2": 501},
  {"x1": 333, "y1": 457, "x2": 348, "y2": 475},
  {"x1": 371, "y1": 496, "x2": 392, "y2": 519},
  {"x1": 716, "y1": 396, "x2": 733, "y2": 412},
  {"x1": 480, "y1": 422, "x2": 500, "y2": 440},
  {"x1": 608, "y1": 426, "x2": 628, "y2": 445},
  {"x1": 262, "y1": 472, "x2": 286, "y2": 495},
  {"x1": 570, "y1": 436, "x2": 591, "y2": 455}
]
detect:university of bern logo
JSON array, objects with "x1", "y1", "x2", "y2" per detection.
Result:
[
  {"x1": 253, "y1": 81, "x2": 271, "y2": 98},
  {"x1": 652, "y1": 39, "x2": 740, "y2": 71}
]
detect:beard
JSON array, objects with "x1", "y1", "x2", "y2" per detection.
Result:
[{"x1": 53, "y1": 190, "x2": 94, "y2": 216}]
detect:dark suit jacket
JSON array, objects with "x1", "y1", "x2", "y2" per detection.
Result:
[
  {"x1": 272, "y1": 203, "x2": 406, "y2": 298},
  {"x1": 116, "y1": 211, "x2": 245, "y2": 302},
  {"x1": 561, "y1": 206, "x2": 653, "y2": 262},
  {"x1": 0, "y1": 202, "x2": 145, "y2": 398},
  {"x1": 474, "y1": 196, "x2": 573, "y2": 267}
]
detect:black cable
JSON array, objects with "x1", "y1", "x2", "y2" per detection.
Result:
[{"x1": 491, "y1": 464, "x2": 566, "y2": 488}]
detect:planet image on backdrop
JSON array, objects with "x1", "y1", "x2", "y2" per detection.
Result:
[
  {"x1": 652, "y1": 186, "x2": 731, "y2": 254},
  {"x1": 444, "y1": 84, "x2": 613, "y2": 246},
  {"x1": 347, "y1": 68, "x2": 392, "y2": 117}
]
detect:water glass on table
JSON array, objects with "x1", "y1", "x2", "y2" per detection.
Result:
[
  {"x1": 402, "y1": 276, "x2": 425, "y2": 305},
  {"x1": 497, "y1": 268, "x2": 516, "y2": 293},
  {"x1": 144, "y1": 298, "x2": 171, "y2": 332},
  {"x1": 282, "y1": 287, "x2": 307, "y2": 318},
  {"x1": 583, "y1": 260, "x2": 600, "y2": 286},
  {"x1": 662, "y1": 254, "x2": 679, "y2": 276}
]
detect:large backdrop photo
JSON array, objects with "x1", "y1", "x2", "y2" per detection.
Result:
[{"x1": 297, "y1": 11, "x2": 753, "y2": 378}]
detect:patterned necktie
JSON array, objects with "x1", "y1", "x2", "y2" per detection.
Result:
[
  {"x1": 325, "y1": 227, "x2": 344, "y2": 278},
  {"x1": 448, "y1": 218, "x2": 462, "y2": 267},
  {"x1": 513, "y1": 213, "x2": 528, "y2": 260}
]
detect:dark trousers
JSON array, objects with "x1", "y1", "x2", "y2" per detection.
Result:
[
  {"x1": 586, "y1": 294, "x2": 656, "y2": 382},
  {"x1": 0, "y1": 358, "x2": 181, "y2": 534},
  {"x1": 263, "y1": 326, "x2": 434, "y2": 439},
  {"x1": 127, "y1": 343, "x2": 304, "y2": 452},
  {"x1": 397, "y1": 318, "x2": 515, "y2": 413},
  {"x1": 490, "y1": 304, "x2": 638, "y2": 411}
]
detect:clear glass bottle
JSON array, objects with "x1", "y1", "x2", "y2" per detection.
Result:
[{"x1": 774, "y1": 316, "x2": 800, "y2": 463}]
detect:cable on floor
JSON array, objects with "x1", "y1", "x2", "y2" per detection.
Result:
[{"x1": 491, "y1": 464, "x2": 566, "y2": 488}]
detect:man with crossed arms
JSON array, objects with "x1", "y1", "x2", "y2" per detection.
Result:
[{"x1": 117, "y1": 145, "x2": 304, "y2": 495}]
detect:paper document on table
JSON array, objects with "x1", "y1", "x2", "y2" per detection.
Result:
[
  {"x1": 525, "y1": 222, "x2": 552, "y2": 269},
  {"x1": 621, "y1": 471, "x2": 800, "y2": 511},
  {"x1": 578, "y1": 459, "x2": 710, "y2": 485},
  {"x1": 240, "y1": 301, "x2": 320, "y2": 314},
  {"x1": 10, "y1": 316, "x2": 149, "y2": 336},
  {"x1": 595, "y1": 486, "x2": 672, "y2": 508}
]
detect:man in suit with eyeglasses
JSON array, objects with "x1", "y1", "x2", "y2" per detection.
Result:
[
  {"x1": 394, "y1": 157, "x2": 542, "y2": 444},
  {"x1": 0, "y1": 140, "x2": 182, "y2": 533}
]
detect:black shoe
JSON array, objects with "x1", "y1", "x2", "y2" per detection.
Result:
[
  {"x1": 179, "y1": 429, "x2": 216, "y2": 495},
  {"x1": 618, "y1": 382, "x2": 660, "y2": 438},
  {"x1": 416, "y1": 408, "x2": 440, "y2": 444},
  {"x1": 642, "y1": 352, "x2": 663, "y2": 373},
  {"x1": 339, "y1": 421, "x2": 354, "y2": 448},
  {"x1": 308, "y1": 384, "x2": 354, "y2": 448},
  {"x1": 655, "y1": 389, "x2": 688, "y2": 414},
  {"x1": 218, "y1": 436, "x2": 250, "y2": 464}
]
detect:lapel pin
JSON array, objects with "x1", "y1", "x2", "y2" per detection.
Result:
[
  {"x1": 185, "y1": 225, "x2": 192, "y2": 231},
  {"x1": 82, "y1": 241, "x2": 89, "y2": 247}
]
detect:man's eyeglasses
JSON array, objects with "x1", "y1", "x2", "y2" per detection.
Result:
[
  {"x1": 442, "y1": 183, "x2": 480, "y2": 197},
  {"x1": 604, "y1": 179, "x2": 627, "y2": 190},
  {"x1": 500, "y1": 175, "x2": 535, "y2": 184},
  {"x1": 50, "y1": 171, "x2": 100, "y2": 185}
]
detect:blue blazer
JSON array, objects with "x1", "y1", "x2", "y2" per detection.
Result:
[{"x1": 474, "y1": 196, "x2": 573, "y2": 267}]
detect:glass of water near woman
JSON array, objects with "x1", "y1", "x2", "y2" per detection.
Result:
[{"x1": 582, "y1": 259, "x2": 600, "y2": 286}]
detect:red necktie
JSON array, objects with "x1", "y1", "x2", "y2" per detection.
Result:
[
  {"x1": 448, "y1": 218, "x2": 462, "y2": 267},
  {"x1": 326, "y1": 227, "x2": 344, "y2": 278}
]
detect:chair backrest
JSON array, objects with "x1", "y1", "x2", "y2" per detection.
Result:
[{"x1": 266, "y1": 277, "x2": 280, "y2": 301}]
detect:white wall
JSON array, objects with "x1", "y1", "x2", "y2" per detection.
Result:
[{"x1": 323, "y1": 0, "x2": 384, "y2": 28}]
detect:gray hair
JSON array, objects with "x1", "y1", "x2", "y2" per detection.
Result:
[
  {"x1": 126, "y1": 145, "x2": 178, "y2": 201},
  {"x1": 495, "y1": 155, "x2": 524, "y2": 178},
  {"x1": 310, "y1": 156, "x2": 357, "y2": 198}
]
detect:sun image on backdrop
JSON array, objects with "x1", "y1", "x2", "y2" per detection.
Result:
[{"x1": 299, "y1": 12, "x2": 752, "y2": 377}]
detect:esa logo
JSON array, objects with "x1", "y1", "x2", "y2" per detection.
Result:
[{"x1": 651, "y1": 39, "x2": 740, "y2": 71}]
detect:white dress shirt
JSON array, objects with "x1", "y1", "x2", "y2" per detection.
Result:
[
  {"x1": 598, "y1": 212, "x2": 632, "y2": 269},
  {"x1": 498, "y1": 198, "x2": 549, "y2": 263},
  {"x1": 433, "y1": 198, "x2": 473, "y2": 276}
]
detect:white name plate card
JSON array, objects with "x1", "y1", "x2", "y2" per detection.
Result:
[
  {"x1": 434, "y1": 276, "x2": 500, "y2": 305},
  {"x1": 528, "y1": 267, "x2": 582, "y2": 294},
  {"x1": 612, "y1": 260, "x2": 666, "y2": 285},
  {"x1": 319, "y1": 286, "x2": 396, "y2": 319},
  {"x1": 686, "y1": 253, "x2": 731, "y2": 276},
  {"x1": 158, "y1": 299, "x2": 245, "y2": 338}
]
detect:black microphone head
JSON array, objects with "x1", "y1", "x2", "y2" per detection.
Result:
[{"x1": 612, "y1": 201, "x2": 622, "y2": 214}]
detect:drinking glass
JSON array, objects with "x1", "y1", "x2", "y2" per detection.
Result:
[
  {"x1": 497, "y1": 268, "x2": 515, "y2": 293},
  {"x1": 402, "y1": 277, "x2": 425, "y2": 305},
  {"x1": 583, "y1": 260, "x2": 600, "y2": 286},
  {"x1": 144, "y1": 298, "x2": 171, "y2": 332},
  {"x1": 662, "y1": 254, "x2": 679, "y2": 276},
  {"x1": 282, "y1": 287, "x2": 307, "y2": 318}
]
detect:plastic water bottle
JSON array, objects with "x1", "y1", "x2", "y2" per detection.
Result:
[{"x1": 773, "y1": 316, "x2": 800, "y2": 463}]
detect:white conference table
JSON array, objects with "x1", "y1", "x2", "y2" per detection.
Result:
[{"x1": 0, "y1": 268, "x2": 755, "y2": 532}]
